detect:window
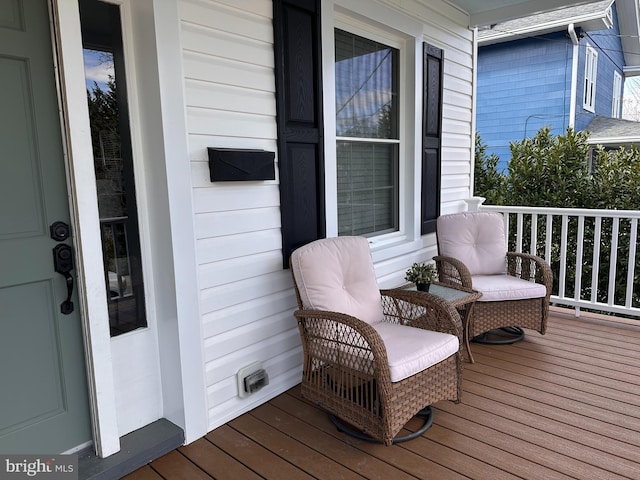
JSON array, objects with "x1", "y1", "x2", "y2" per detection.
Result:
[
  {"x1": 80, "y1": 0, "x2": 147, "y2": 336},
  {"x1": 334, "y1": 29, "x2": 399, "y2": 237},
  {"x1": 612, "y1": 71, "x2": 622, "y2": 118},
  {"x1": 274, "y1": 2, "x2": 443, "y2": 261},
  {"x1": 583, "y1": 46, "x2": 598, "y2": 112}
]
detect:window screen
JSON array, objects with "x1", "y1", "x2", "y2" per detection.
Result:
[{"x1": 335, "y1": 29, "x2": 399, "y2": 237}]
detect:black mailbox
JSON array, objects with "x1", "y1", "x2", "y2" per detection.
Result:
[{"x1": 207, "y1": 148, "x2": 275, "y2": 182}]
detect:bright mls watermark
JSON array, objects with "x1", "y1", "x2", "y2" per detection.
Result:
[{"x1": 0, "y1": 455, "x2": 77, "y2": 480}]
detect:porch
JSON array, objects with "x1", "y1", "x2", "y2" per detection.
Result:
[{"x1": 124, "y1": 306, "x2": 640, "y2": 480}]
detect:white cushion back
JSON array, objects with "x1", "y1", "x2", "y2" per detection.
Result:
[
  {"x1": 437, "y1": 212, "x2": 507, "y2": 275},
  {"x1": 290, "y1": 237, "x2": 384, "y2": 325}
]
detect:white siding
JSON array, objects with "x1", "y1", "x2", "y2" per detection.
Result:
[
  {"x1": 178, "y1": 0, "x2": 475, "y2": 432},
  {"x1": 178, "y1": 0, "x2": 296, "y2": 430}
]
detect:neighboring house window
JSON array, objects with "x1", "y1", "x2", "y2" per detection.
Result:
[
  {"x1": 583, "y1": 46, "x2": 598, "y2": 112},
  {"x1": 334, "y1": 29, "x2": 399, "y2": 237},
  {"x1": 612, "y1": 71, "x2": 622, "y2": 118}
]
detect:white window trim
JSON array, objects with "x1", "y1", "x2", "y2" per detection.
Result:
[
  {"x1": 583, "y1": 45, "x2": 598, "y2": 112},
  {"x1": 323, "y1": 6, "x2": 420, "y2": 252},
  {"x1": 612, "y1": 71, "x2": 622, "y2": 118}
]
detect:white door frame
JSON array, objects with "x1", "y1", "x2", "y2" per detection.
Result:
[
  {"x1": 49, "y1": 0, "x2": 209, "y2": 457},
  {"x1": 50, "y1": 0, "x2": 120, "y2": 457}
]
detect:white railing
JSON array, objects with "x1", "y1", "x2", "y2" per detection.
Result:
[{"x1": 475, "y1": 202, "x2": 640, "y2": 318}]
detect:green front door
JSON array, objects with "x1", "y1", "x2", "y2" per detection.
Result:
[{"x1": 0, "y1": 0, "x2": 92, "y2": 454}]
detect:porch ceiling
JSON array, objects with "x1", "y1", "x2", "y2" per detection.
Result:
[{"x1": 445, "y1": 0, "x2": 608, "y2": 27}]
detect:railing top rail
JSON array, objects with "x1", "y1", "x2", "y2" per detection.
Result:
[
  {"x1": 481, "y1": 205, "x2": 640, "y2": 219},
  {"x1": 100, "y1": 216, "x2": 128, "y2": 223}
]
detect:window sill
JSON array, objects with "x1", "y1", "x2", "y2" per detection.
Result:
[{"x1": 368, "y1": 234, "x2": 424, "y2": 263}]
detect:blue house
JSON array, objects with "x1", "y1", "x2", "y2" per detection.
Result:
[{"x1": 476, "y1": 0, "x2": 640, "y2": 170}]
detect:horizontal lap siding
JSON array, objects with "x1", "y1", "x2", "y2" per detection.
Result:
[
  {"x1": 179, "y1": 0, "x2": 474, "y2": 432},
  {"x1": 431, "y1": 17, "x2": 474, "y2": 214},
  {"x1": 477, "y1": 32, "x2": 572, "y2": 168},
  {"x1": 180, "y1": 0, "x2": 299, "y2": 432}
]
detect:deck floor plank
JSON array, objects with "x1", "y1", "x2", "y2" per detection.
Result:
[
  {"x1": 269, "y1": 391, "x2": 427, "y2": 479},
  {"x1": 433, "y1": 407, "x2": 635, "y2": 479},
  {"x1": 435, "y1": 393, "x2": 640, "y2": 474},
  {"x1": 126, "y1": 310, "x2": 640, "y2": 480},
  {"x1": 121, "y1": 466, "x2": 164, "y2": 480},
  {"x1": 146, "y1": 450, "x2": 211, "y2": 480},
  {"x1": 470, "y1": 347, "x2": 640, "y2": 397},
  {"x1": 281, "y1": 390, "x2": 519, "y2": 480},
  {"x1": 205, "y1": 424, "x2": 316, "y2": 479},
  {"x1": 178, "y1": 437, "x2": 263, "y2": 480},
  {"x1": 466, "y1": 359, "x2": 640, "y2": 417},
  {"x1": 230, "y1": 409, "x2": 367, "y2": 480}
]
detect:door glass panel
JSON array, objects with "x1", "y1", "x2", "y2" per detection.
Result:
[{"x1": 80, "y1": 0, "x2": 147, "y2": 336}]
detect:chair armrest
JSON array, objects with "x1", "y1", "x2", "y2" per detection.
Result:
[
  {"x1": 433, "y1": 255, "x2": 473, "y2": 289},
  {"x1": 293, "y1": 309, "x2": 392, "y2": 386},
  {"x1": 380, "y1": 289, "x2": 463, "y2": 342},
  {"x1": 506, "y1": 252, "x2": 553, "y2": 296}
]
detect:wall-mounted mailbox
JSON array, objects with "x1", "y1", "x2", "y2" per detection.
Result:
[{"x1": 208, "y1": 148, "x2": 275, "y2": 182}]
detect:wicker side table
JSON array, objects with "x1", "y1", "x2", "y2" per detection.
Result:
[{"x1": 399, "y1": 282, "x2": 482, "y2": 363}]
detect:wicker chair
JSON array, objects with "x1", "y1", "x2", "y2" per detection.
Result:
[
  {"x1": 434, "y1": 211, "x2": 553, "y2": 343},
  {"x1": 290, "y1": 236, "x2": 463, "y2": 446}
]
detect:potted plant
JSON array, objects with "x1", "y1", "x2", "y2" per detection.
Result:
[{"x1": 405, "y1": 262, "x2": 438, "y2": 292}]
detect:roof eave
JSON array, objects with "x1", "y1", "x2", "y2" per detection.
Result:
[
  {"x1": 587, "y1": 136, "x2": 640, "y2": 145},
  {"x1": 478, "y1": 7, "x2": 612, "y2": 45}
]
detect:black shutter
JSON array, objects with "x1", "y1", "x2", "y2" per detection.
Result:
[
  {"x1": 421, "y1": 43, "x2": 443, "y2": 234},
  {"x1": 273, "y1": 0, "x2": 325, "y2": 267}
]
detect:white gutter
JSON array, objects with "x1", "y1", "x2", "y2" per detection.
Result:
[{"x1": 568, "y1": 23, "x2": 579, "y2": 128}]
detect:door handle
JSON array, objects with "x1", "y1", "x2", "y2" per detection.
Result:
[{"x1": 53, "y1": 244, "x2": 74, "y2": 314}]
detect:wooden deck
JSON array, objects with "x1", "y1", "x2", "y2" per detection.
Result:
[{"x1": 124, "y1": 308, "x2": 640, "y2": 479}]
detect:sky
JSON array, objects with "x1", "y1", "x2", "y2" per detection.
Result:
[
  {"x1": 83, "y1": 49, "x2": 114, "y2": 93},
  {"x1": 622, "y1": 77, "x2": 640, "y2": 122}
]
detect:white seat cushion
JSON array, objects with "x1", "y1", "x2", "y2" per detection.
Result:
[
  {"x1": 437, "y1": 212, "x2": 507, "y2": 275},
  {"x1": 290, "y1": 236, "x2": 384, "y2": 325},
  {"x1": 473, "y1": 274, "x2": 547, "y2": 302},
  {"x1": 372, "y1": 322, "x2": 459, "y2": 382}
]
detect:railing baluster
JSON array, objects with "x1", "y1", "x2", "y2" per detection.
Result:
[
  {"x1": 608, "y1": 218, "x2": 620, "y2": 306},
  {"x1": 575, "y1": 216, "x2": 584, "y2": 303},
  {"x1": 626, "y1": 218, "x2": 638, "y2": 309},
  {"x1": 545, "y1": 214, "x2": 553, "y2": 265},
  {"x1": 531, "y1": 213, "x2": 538, "y2": 256},
  {"x1": 504, "y1": 213, "x2": 510, "y2": 250},
  {"x1": 516, "y1": 213, "x2": 523, "y2": 253},
  {"x1": 591, "y1": 217, "x2": 602, "y2": 304},
  {"x1": 559, "y1": 215, "x2": 568, "y2": 299}
]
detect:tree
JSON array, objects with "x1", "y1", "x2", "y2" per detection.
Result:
[
  {"x1": 506, "y1": 127, "x2": 592, "y2": 208},
  {"x1": 473, "y1": 132, "x2": 506, "y2": 204},
  {"x1": 475, "y1": 127, "x2": 640, "y2": 311},
  {"x1": 87, "y1": 77, "x2": 119, "y2": 163}
]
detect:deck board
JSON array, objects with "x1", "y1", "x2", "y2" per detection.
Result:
[
  {"x1": 179, "y1": 438, "x2": 263, "y2": 480},
  {"x1": 123, "y1": 309, "x2": 640, "y2": 479}
]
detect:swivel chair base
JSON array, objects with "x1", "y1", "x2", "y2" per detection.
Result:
[
  {"x1": 328, "y1": 406, "x2": 433, "y2": 444},
  {"x1": 472, "y1": 326, "x2": 525, "y2": 345}
]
